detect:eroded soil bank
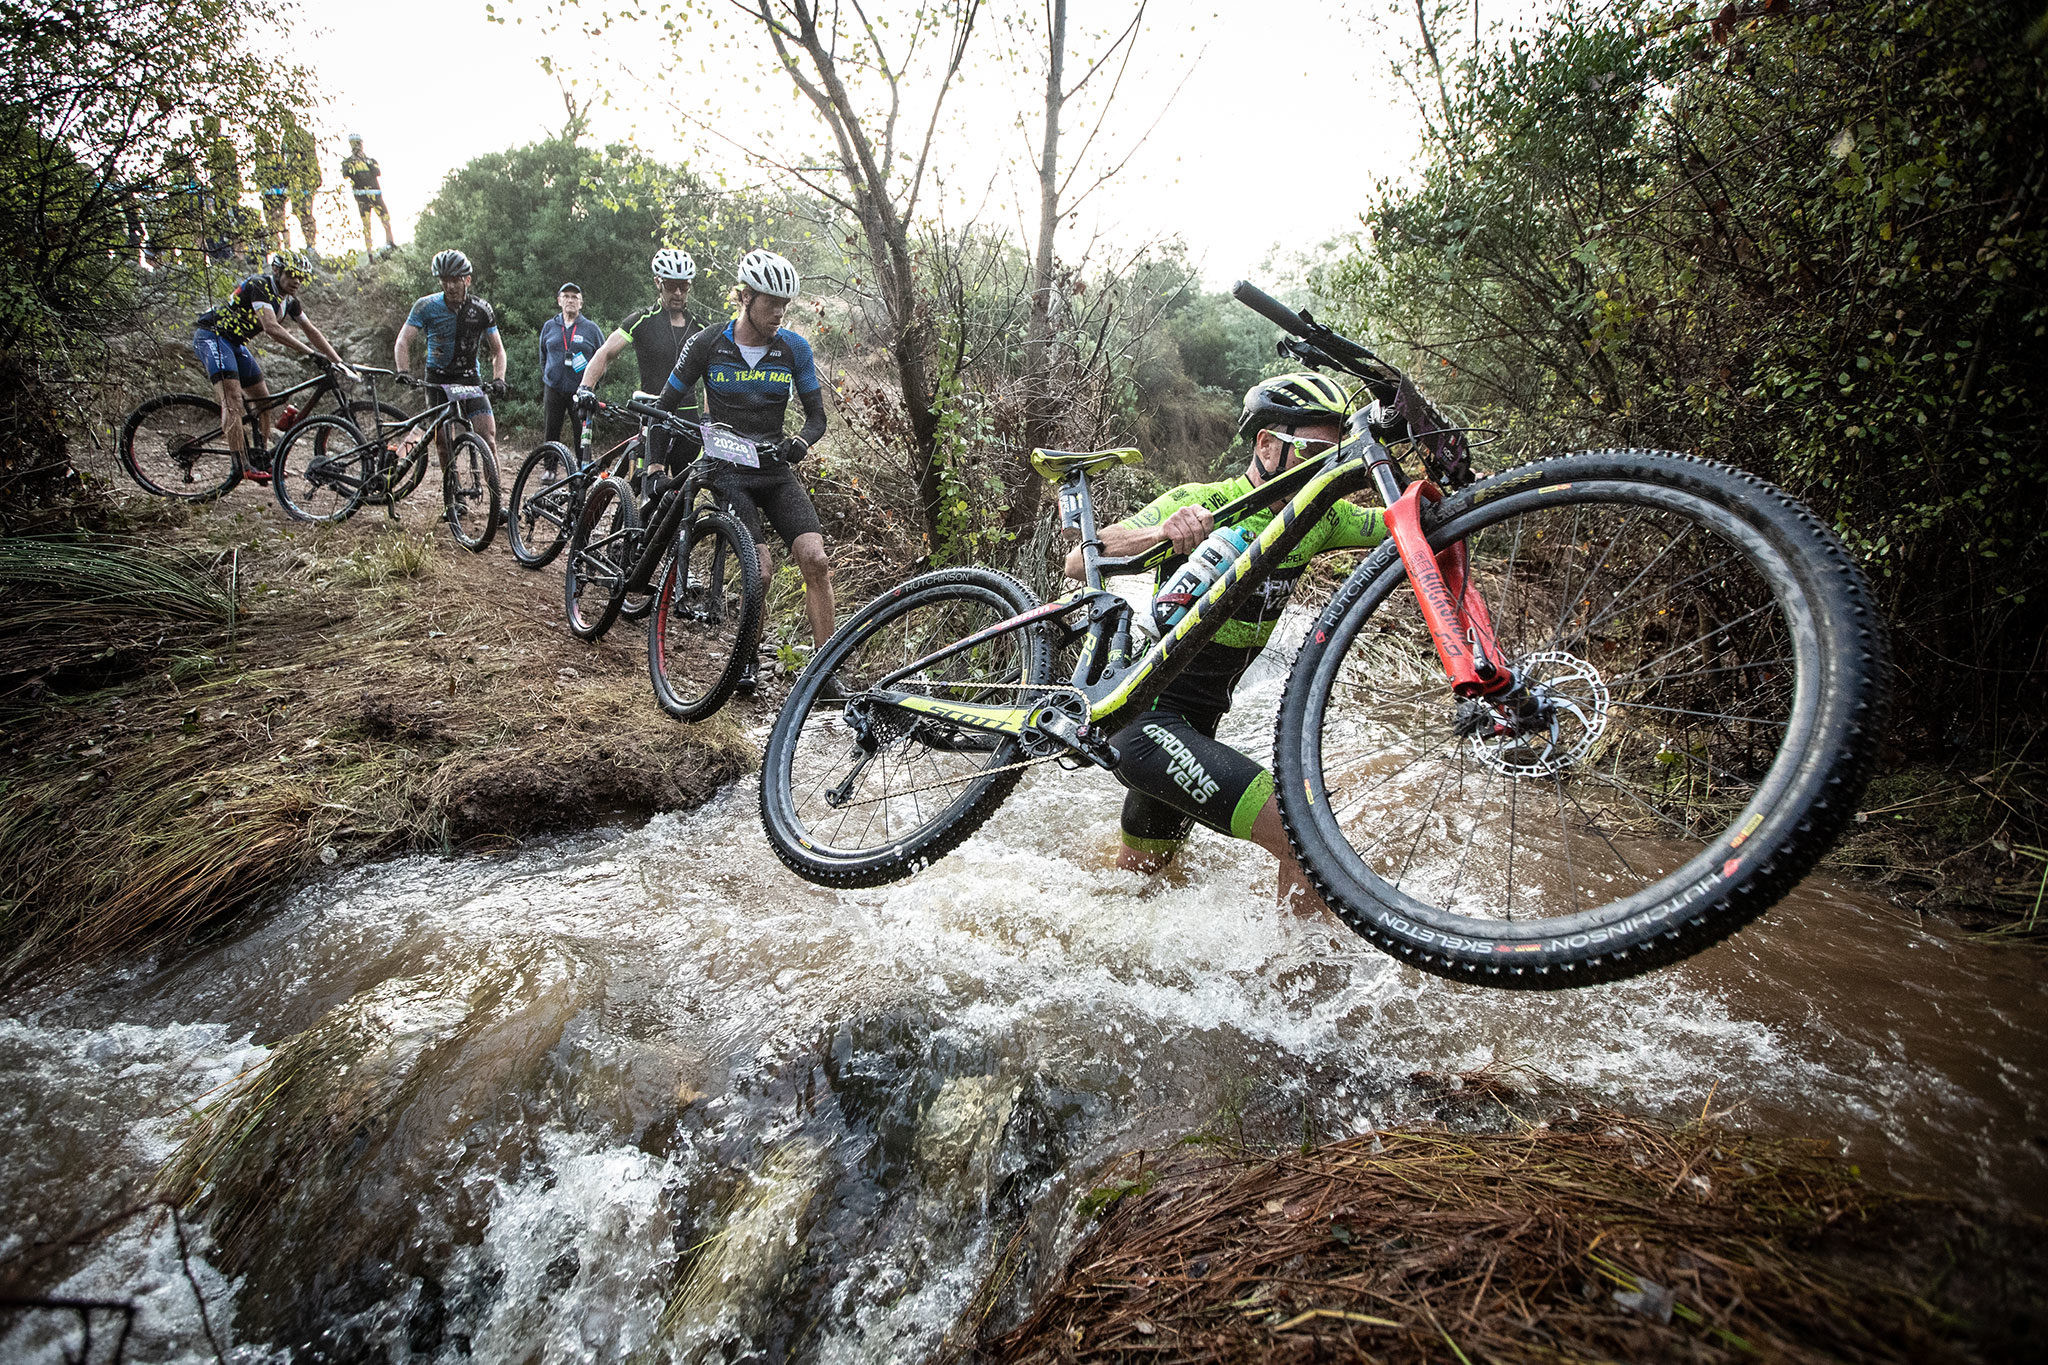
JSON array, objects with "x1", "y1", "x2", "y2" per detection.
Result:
[{"x1": 0, "y1": 484, "x2": 756, "y2": 981}]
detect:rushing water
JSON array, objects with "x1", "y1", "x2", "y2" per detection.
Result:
[{"x1": 4, "y1": 651, "x2": 2045, "y2": 1363}]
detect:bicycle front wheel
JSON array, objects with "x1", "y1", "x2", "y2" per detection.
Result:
[
  {"x1": 1276, "y1": 450, "x2": 1888, "y2": 989},
  {"x1": 760, "y1": 567, "x2": 1052, "y2": 888},
  {"x1": 648, "y1": 509, "x2": 764, "y2": 722},
  {"x1": 118, "y1": 394, "x2": 240, "y2": 501},
  {"x1": 562, "y1": 474, "x2": 640, "y2": 640},
  {"x1": 272, "y1": 415, "x2": 370, "y2": 523},
  {"x1": 508, "y1": 442, "x2": 580, "y2": 568},
  {"x1": 444, "y1": 433, "x2": 502, "y2": 552}
]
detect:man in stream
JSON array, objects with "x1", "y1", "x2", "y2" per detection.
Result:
[{"x1": 1061, "y1": 372, "x2": 1386, "y2": 910}]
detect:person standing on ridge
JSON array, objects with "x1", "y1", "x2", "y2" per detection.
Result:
[
  {"x1": 394, "y1": 249, "x2": 507, "y2": 462},
  {"x1": 341, "y1": 133, "x2": 396, "y2": 254},
  {"x1": 577, "y1": 248, "x2": 705, "y2": 470},
  {"x1": 283, "y1": 116, "x2": 322, "y2": 253},
  {"x1": 252, "y1": 127, "x2": 291, "y2": 252},
  {"x1": 652, "y1": 249, "x2": 833, "y2": 691},
  {"x1": 1061, "y1": 372, "x2": 1387, "y2": 909},
  {"x1": 538, "y1": 282, "x2": 604, "y2": 457}
]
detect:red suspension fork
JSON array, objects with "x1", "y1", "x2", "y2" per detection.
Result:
[{"x1": 1381, "y1": 481, "x2": 1512, "y2": 697}]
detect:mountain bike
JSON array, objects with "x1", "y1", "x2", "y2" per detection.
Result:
[
  {"x1": 269, "y1": 369, "x2": 502, "y2": 551},
  {"x1": 117, "y1": 358, "x2": 406, "y2": 501},
  {"x1": 507, "y1": 392, "x2": 665, "y2": 569},
  {"x1": 561, "y1": 404, "x2": 766, "y2": 721},
  {"x1": 758, "y1": 281, "x2": 1890, "y2": 991}
]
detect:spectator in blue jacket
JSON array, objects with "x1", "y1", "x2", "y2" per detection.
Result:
[{"x1": 539, "y1": 283, "x2": 605, "y2": 455}]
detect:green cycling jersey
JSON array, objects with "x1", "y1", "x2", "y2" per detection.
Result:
[{"x1": 1120, "y1": 475, "x2": 1386, "y2": 715}]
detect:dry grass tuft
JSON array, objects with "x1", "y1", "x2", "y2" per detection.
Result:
[{"x1": 979, "y1": 1091, "x2": 2045, "y2": 1364}]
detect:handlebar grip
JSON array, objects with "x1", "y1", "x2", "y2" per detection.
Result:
[{"x1": 1232, "y1": 280, "x2": 1308, "y2": 336}]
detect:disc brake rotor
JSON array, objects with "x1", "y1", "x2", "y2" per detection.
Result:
[{"x1": 1467, "y1": 649, "x2": 1610, "y2": 779}]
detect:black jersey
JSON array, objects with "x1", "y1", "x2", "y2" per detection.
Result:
[
  {"x1": 618, "y1": 304, "x2": 703, "y2": 393},
  {"x1": 195, "y1": 274, "x2": 303, "y2": 343},
  {"x1": 341, "y1": 153, "x2": 382, "y2": 195}
]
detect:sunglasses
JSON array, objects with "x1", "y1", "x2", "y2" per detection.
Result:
[{"x1": 1265, "y1": 432, "x2": 1340, "y2": 459}]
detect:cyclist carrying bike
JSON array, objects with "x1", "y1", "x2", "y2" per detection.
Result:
[
  {"x1": 190, "y1": 248, "x2": 349, "y2": 482},
  {"x1": 1061, "y1": 372, "x2": 1387, "y2": 907},
  {"x1": 653, "y1": 248, "x2": 833, "y2": 687},
  {"x1": 577, "y1": 247, "x2": 705, "y2": 469},
  {"x1": 394, "y1": 248, "x2": 508, "y2": 458}
]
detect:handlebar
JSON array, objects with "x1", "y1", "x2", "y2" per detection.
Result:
[{"x1": 1231, "y1": 280, "x2": 1309, "y2": 336}]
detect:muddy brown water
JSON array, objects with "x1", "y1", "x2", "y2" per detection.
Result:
[{"x1": 3, "y1": 652, "x2": 2044, "y2": 1362}]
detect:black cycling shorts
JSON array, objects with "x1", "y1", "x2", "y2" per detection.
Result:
[
  {"x1": 1112, "y1": 707, "x2": 1273, "y2": 858},
  {"x1": 711, "y1": 466, "x2": 821, "y2": 550}
]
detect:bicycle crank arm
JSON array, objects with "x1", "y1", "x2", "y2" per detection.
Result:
[{"x1": 1382, "y1": 481, "x2": 1513, "y2": 698}]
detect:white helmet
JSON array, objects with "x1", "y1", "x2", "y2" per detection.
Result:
[
  {"x1": 736, "y1": 249, "x2": 799, "y2": 299},
  {"x1": 651, "y1": 248, "x2": 696, "y2": 281}
]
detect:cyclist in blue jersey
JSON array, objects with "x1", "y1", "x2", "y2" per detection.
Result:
[
  {"x1": 394, "y1": 249, "x2": 509, "y2": 459},
  {"x1": 190, "y1": 249, "x2": 349, "y2": 481},
  {"x1": 1062, "y1": 373, "x2": 1384, "y2": 908},
  {"x1": 652, "y1": 249, "x2": 833, "y2": 688}
]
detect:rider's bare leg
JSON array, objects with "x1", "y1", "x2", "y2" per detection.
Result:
[
  {"x1": 1251, "y1": 798, "x2": 1330, "y2": 914},
  {"x1": 213, "y1": 376, "x2": 245, "y2": 463},
  {"x1": 246, "y1": 379, "x2": 273, "y2": 455},
  {"x1": 791, "y1": 531, "x2": 835, "y2": 648}
]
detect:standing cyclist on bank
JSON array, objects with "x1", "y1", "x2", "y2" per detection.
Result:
[
  {"x1": 340, "y1": 134, "x2": 396, "y2": 255},
  {"x1": 577, "y1": 248, "x2": 705, "y2": 469},
  {"x1": 538, "y1": 282, "x2": 604, "y2": 457},
  {"x1": 394, "y1": 249, "x2": 507, "y2": 461},
  {"x1": 653, "y1": 249, "x2": 832, "y2": 689},
  {"x1": 190, "y1": 248, "x2": 349, "y2": 482},
  {"x1": 1062, "y1": 373, "x2": 1386, "y2": 909}
]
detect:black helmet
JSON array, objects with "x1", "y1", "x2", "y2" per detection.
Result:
[
  {"x1": 430, "y1": 249, "x2": 472, "y2": 279},
  {"x1": 1236, "y1": 371, "x2": 1353, "y2": 441}
]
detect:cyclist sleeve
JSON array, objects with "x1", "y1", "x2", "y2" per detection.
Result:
[
  {"x1": 786, "y1": 331, "x2": 821, "y2": 394},
  {"x1": 796, "y1": 384, "x2": 826, "y2": 449},
  {"x1": 659, "y1": 328, "x2": 710, "y2": 413},
  {"x1": 1321, "y1": 500, "x2": 1385, "y2": 551}
]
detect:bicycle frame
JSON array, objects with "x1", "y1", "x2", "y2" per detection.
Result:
[
  {"x1": 859, "y1": 426, "x2": 1513, "y2": 765},
  {"x1": 577, "y1": 399, "x2": 744, "y2": 594}
]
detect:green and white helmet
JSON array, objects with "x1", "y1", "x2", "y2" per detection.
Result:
[{"x1": 1237, "y1": 371, "x2": 1352, "y2": 440}]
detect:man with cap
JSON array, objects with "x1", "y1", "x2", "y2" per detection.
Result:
[
  {"x1": 340, "y1": 133, "x2": 396, "y2": 254},
  {"x1": 538, "y1": 282, "x2": 605, "y2": 457}
]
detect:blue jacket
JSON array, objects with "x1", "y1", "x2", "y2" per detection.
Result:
[{"x1": 538, "y1": 313, "x2": 605, "y2": 394}]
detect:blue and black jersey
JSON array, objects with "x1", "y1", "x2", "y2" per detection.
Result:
[
  {"x1": 658, "y1": 321, "x2": 826, "y2": 465},
  {"x1": 404, "y1": 292, "x2": 499, "y2": 383},
  {"x1": 195, "y1": 274, "x2": 302, "y2": 344}
]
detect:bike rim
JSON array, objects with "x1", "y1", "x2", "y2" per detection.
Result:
[
  {"x1": 780, "y1": 586, "x2": 1038, "y2": 859},
  {"x1": 1300, "y1": 481, "x2": 1821, "y2": 935}
]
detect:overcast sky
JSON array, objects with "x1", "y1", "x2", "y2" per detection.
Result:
[{"x1": 287, "y1": 0, "x2": 1479, "y2": 289}]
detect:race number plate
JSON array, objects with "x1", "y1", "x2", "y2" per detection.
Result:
[
  {"x1": 442, "y1": 385, "x2": 486, "y2": 401},
  {"x1": 702, "y1": 424, "x2": 759, "y2": 469}
]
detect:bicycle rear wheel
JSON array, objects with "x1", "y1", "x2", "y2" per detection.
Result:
[
  {"x1": 563, "y1": 474, "x2": 640, "y2": 640},
  {"x1": 118, "y1": 394, "x2": 240, "y2": 501},
  {"x1": 271, "y1": 415, "x2": 371, "y2": 523},
  {"x1": 508, "y1": 442, "x2": 580, "y2": 568},
  {"x1": 648, "y1": 508, "x2": 764, "y2": 722},
  {"x1": 444, "y1": 433, "x2": 502, "y2": 552},
  {"x1": 760, "y1": 567, "x2": 1052, "y2": 888},
  {"x1": 1275, "y1": 450, "x2": 1888, "y2": 989}
]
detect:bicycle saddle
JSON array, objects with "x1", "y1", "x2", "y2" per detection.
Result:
[{"x1": 1030, "y1": 446, "x2": 1144, "y2": 479}]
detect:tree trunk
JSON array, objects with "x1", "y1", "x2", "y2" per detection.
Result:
[{"x1": 1008, "y1": 0, "x2": 1066, "y2": 539}]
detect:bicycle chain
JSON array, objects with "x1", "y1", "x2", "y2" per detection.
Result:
[{"x1": 824, "y1": 680, "x2": 1091, "y2": 807}]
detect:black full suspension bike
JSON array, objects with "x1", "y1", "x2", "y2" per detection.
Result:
[
  {"x1": 268, "y1": 368, "x2": 503, "y2": 551},
  {"x1": 757, "y1": 281, "x2": 1890, "y2": 991},
  {"x1": 560, "y1": 399, "x2": 767, "y2": 722},
  {"x1": 117, "y1": 357, "x2": 406, "y2": 501}
]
